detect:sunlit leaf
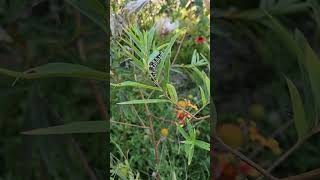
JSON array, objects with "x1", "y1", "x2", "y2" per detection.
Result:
[
  {"x1": 194, "y1": 140, "x2": 210, "y2": 151},
  {"x1": 111, "y1": 81, "x2": 162, "y2": 91},
  {"x1": 166, "y1": 83, "x2": 178, "y2": 103},
  {"x1": 117, "y1": 99, "x2": 171, "y2": 105},
  {"x1": 199, "y1": 86, "x2": 207, "y2": 106}
]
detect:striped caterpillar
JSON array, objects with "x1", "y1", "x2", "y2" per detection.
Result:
[{"x1": 149, "y1": 51, "x2": 163, "y2": 82}]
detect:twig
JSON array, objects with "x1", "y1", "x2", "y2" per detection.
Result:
[
  {"x1": 249, "y1": 119, "x2": 293, "y2": 159},
  {"x1": 171, "y1": 32, "x2": 187, "y2": 65},
  {"x1": 214, "y1": 136, "x2": 278, "y2": 180},
  {"x1": 131, "y1": 105, "x2": 147, "y2": 127},
  {"x1": 151, "y1": 115, "x2": 175, "y2": 125},
  {"x1": 281, "y1": 168, "x2": 320, "y2": 180},
  {"x1": 70, "y1": 138, "x2": 98, "y2": 180},
  {"x1": 134, "y1": 67, "x2": 161, "y2": 180},
  {"x1": 266, "y1": 139, "x2": 304, "y2": 173}
]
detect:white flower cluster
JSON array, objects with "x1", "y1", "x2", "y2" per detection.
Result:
[{"x1": 155, "y1": 17, "x2": 179, "y2": 34}]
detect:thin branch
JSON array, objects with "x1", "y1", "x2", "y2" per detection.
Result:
[
  {"x1": 214, "y1": 136, "x2": 278, "y2": 180},
  {"x1": 281, "y1": 168, "x2": 320, "y2": 180},
  {"x1": 151, "y1": 115, "x2": 175, "y2": 125},
  {"x1": 171, "y1": 32, "x2": 187, "y2": 65},
  {"x1": 267, "y1": 139, "x2": 304, "y2": 173},
  {"x1": 249, "y1": 119, "x2": 293, "y2": 159},
  {"x1": 134, "y1": 67, "x2": 161, "y2": 180}
]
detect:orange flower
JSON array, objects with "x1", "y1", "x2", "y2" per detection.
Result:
[
  {"x1": 195, "y1": 36, "x2": 206, "y2": 44},
  {"x1": 177, "y1": 100, "x2": 198, "y2": 110},
  {"x1": 265, "y1": 138, "x2": 282, "y2": 155},
  {"x1": 177, "y1": 100, "x2": 187, "y2": 108},
  {"x1": 176, "y1": 110, "x2": 185, "y2": 119},
  {"x1": 248, "y1": 122, "x2": 282, "y2": 155}
]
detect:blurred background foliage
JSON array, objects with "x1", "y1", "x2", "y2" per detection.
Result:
[
  {"x1": 0, "y1": 0, "x2": 106, "y2": 179},
  {"x1": 214, "y1": 0, "x2": 320, "y2": 179}
]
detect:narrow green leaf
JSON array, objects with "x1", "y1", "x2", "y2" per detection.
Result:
[
  {"x1": 166, "y1": 83, "x2": 178, "y2": 103},
  {"x1": 186, "y1": 144, "x2": 194, "y2": 165},
  {"x1": 123, "y1": 48, "x2": 145, "y2": 70},
  {"x1": 194, "y1": 140, "x2": 210, "y2": 151},
  {"x1": 65, "y1": 0, "x2": 106, "y2": 33},
  {"x1": 117, "y1": 99, "x2": 171, "y2": 105},
  {"x1": 199, "y1": 86, "x2": 207, "y2": 106},
  {"x1": 120, "y1": 38, "x2": 144, "y2": 60},
  {"x1": 124, "y1": 28, "x2": 145, "y2": 56},
  {"x1": 22, "y1": 121, "x2": 107, "y2": 135},
  {"x1": 186, "y1": 120, "x2": 196, "y2": 140},
  {"x1": 163, "y1": 54, "x2": 171, "y2": 86},
  {"x1": 177, "y1": 124, "x2": 189, "y2": 139},
  {"x1": 191, "y1": 50, "x2": 197, "y2": 64},
  {"x1": 295, "y1": 31, "x2": 320, "y2": 125},
  {"x1": 157, "y1": 33, "x2": 179, "y2": 79},
  {"x1": 0, "y1": 63, "x2": 108, "y2": 81},
  {"x1": 147, "y1": 26, "x2": 156, "y2": 54},
  {"x1": 285, "y1": 77, "x2": 308, "y2": 139},
  {"x1": 111, "y1": 81, "x2": 162, "y2": 91}
]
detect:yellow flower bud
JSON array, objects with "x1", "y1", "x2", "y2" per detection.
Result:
[{"x1": 160, "y1": 128, "x2": 169, "y2": 137}]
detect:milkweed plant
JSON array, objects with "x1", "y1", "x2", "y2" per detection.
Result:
[{"x1": 110, "y1": 25, "x2": 210, "y2": 179}]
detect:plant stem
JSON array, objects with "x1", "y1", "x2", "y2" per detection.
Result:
[
  {"x1": 267, "y1": 140, "x2": 303, "y2": 173},
  {"x1": 171, "y1": 31, "x2": 187, "y2": 65},
  {"x1": 249, "y1": 119, "x2": 293, "y2": 159},
  {"x1": 214, "y1": 136, "x2": 278, "y2": 180},
  {"x1": 134, "y1": 68, "x2": 161, "y2": 180},
  {"x1": 281, "y1": 168, "x2": 320, "y2": 180},
  {"x1": 266, "y1": 133, "x2": 312, "y2": 174}
]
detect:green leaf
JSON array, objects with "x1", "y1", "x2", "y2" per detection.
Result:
[
  {"x1": 162, "y1": 53, "x2": 171, "y2": 86},
  {"x1": 186, "y1": 120, "x2": 196, "y2": 140},
  {"x1": 191, "y1": 50, "x2": 197, "y2": 64},
  {"x1": 117, "y1": 99, "x2": 171, "y2": 105},
  {"x1": 285, "y1": 77, "x2": 308, "y2": 139},
  {"x1": 65, "y1": 0, "x2": 107, "y2": 33},
  {"x1": 177, "y1": 124, "x2": 189, "y2": 139},
  {"x1": 120, "y1": 38, "x2": 145, "y2": 61},
  {"x1": 147, "y1": 26, "x2": 156, "y2": 54},
  {"x1": 186, "y1": 144, "x2": 194, "y2": 165},
  {"x1": 157, "y1": 33, "x2": 179, "y2": 79},
  {"x1": 202, "y1": 71, "x2": 210, "y2": 99},
  {"x1": 199, "y1": 86, "x2": 207, "y2": 107},
  {"x1": 166, "y1": 83, "x2": 178, "y2": 103},
  {"x1": 194, "y1": 140, "x2": 210, "y2": 151},
  {"x1": 111, "y1": 81, "x2": 162, "y2": 91},
  {"x1": 295, "y1": 31, "x2": 320, "y2": 126},
  {"x1": 21, "y1": 121, "x2": 107, "y2": 135},
  {"x1": 0, "y1": 63, "x2": 108, "y2": 81}
]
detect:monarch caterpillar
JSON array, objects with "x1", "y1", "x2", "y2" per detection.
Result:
[{"x1": 149, "y1": 51, "x2": 163, "y2": 82}]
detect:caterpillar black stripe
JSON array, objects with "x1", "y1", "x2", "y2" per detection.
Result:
[{"x1": 149, "y1": 51, "x2": 163, "y2": 82}]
